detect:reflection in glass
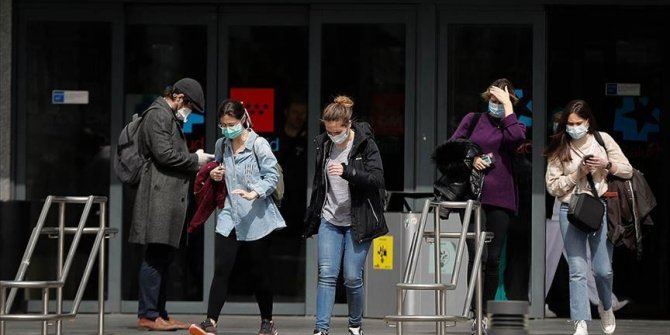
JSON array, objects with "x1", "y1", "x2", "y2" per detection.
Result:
[
  {"x1": 122, "y1": 24, "x2": 207, "y2": 302},
  {"x1": 447, "y1": 24, "x2": 532, "y2": 301},
  {"x1": 322, "y1": 23, "x2": 406, "y2": 303},
  {"x1": 322, "y1": 24, "x2": 406, "y2": 191},
  {"x1": 23, "y1": 22, "x2": 112, "y2": 300},
  {"x1": 228, "y1": 26, "x2": 309, "y2": 303}
]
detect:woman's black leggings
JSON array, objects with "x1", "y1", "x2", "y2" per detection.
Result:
[
  {"x1": 206, "y1": 231, "x2": 274, "y2": 321},
  {"x1": 464, "y1": 205, "x2": 512, "y2": 313}
]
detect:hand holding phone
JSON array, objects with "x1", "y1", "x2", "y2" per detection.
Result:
[
  {"x1": 480, "y1": 153, "x2": 495, "y2": 166},
  {"x1": 582, "y1": 154, "x2": 594, "y2": 165}
]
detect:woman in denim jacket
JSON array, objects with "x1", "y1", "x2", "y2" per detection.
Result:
[{"x1": 190, "y1": 99, "x2": 285, "y2": 335}]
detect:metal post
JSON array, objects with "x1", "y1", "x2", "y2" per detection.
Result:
[
  {"x1": 433, "y1": 206, "x2": 443, "y2": 335},
  {"x1": 396, "y1": 287, "x2": 403, "y2": 335},
  {"x1": 56, "y1": 202, "x2": 65, "y2": 335},
  {"x1": 42, "y1": 288, "x2": 49, "y2": 335},
  {"x1": 6, "y1": 196, "x2": 55, "y2": 314},
  {"x1": 1, "y1": 287, "x2": 6, "y2": 335},
  {"x1": 98, "y1": 202, "x2": 106, "y2": 335},
  {"x1": 475, "y1": 206, "x2": 483, "y2": 335}
]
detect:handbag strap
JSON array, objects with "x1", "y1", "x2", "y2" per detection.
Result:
[
  {"x1": 586, "y1": 173, "x2": 599, "y2": 199},
  {"x1": 569, "y1": 143, "x2": 600, "y2": 199}
]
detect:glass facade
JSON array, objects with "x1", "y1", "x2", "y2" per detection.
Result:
[
  {"x1": 547, "y1": 7, "x2": 668, "y2": 317},
  {"x1": 7, "y1": 2, "x2": 669, "y2": 319},
  {"x1": 22, "y1": 21, "x2": 112, "y2": 300},
  {"x1": 321, "y1": 24, "x2": 406, "y2": 192}
]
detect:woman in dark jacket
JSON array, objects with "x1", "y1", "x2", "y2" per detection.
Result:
[{"x1": 304, "y1": 96, "x2": 387, "y2": 335}]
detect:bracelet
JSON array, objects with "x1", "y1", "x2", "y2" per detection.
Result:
[{"x1": 605, "y1": 161, "x2": 612, "y2": 170}]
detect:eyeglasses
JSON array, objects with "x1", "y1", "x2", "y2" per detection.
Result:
[{"x1": 218, "y1": 122, "x2": 241, "y2": 129}]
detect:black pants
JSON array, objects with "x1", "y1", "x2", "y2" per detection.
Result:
[
  {"x1": 207, "y1": 231, "x2": 274, "y2": 321},
  {"x1": 464, "y1": 205, "x2": 511, "y2": 313},
  {"x1": 138, "y1": 243, "x2": 177, "y2": 319}
]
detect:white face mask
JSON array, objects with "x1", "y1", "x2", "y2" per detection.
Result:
[
  {"x1": 566, "y1": 123, "x2": 589, "y2": 139},
  {"x1": 328, "y1": 128, "x2": 349, "y2": 144},
  {"x1": 177, "y1": 107, "x2": 192, "y2": 122}
]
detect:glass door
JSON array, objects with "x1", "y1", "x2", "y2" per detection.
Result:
[
  {"x1": 307, "y1": 5, "x2": 416, "y2": 316},
  {"x1": 547, "y1": 6, "x2": 668, "y2": 318},
  {"x1": 437, "y1": 9, "x2": 547, "y2": 318},
  {"x1": 217, "y1": 5, "x2": 309, "y2": 315},
  {"x1": 15, "y1": 4, "x2": 119, "y2": 312},
  {"x1": 121, "y1": 4, "x2": 218, "y2": 313}
]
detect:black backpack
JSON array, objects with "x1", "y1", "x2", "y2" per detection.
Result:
[{"x1": 114, "y1": 109, "x2": 154, "y2": 185}]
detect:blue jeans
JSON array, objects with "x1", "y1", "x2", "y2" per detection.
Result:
[
  {"x1": 559, "y1": 201, "x2": 613, "y2": 321},
  {"x1": 315, "y1": 219, "x2": 372, "y2": 332}
]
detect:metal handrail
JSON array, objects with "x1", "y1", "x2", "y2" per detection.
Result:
[
  {"x1": 0, "y1": 195, "x2": 112, "y2": 335},
  {"x1": 387, "y1": 199, "x2": 490, "y2": 335}
]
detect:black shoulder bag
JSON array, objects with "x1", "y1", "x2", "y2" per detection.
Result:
[{"x1": 568, "y1": 173, "x2": 604, "y2": 233}]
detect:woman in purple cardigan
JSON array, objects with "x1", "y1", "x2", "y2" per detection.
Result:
[{"x1": 448, "y1": 78, "x2": 526, "y2": 331}]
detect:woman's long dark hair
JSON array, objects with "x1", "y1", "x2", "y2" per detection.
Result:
[
  {"x1": 218, "y1": 99, "x2": 252, "y2": 128},
  {"x1": 544, "y1": 99, "x2": 598, "y2": 163}
]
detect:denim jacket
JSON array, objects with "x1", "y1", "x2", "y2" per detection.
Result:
[{"x1": 214, "y1": 131, "x2": 286, "y2": 241}]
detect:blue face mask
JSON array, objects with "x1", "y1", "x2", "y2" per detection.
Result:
[
  {"x1": 488, "y1": 101, "x2": 505, "y2": 118},
  {"x1": 221, "y1": 122, "x2": 244, "y2": 139},
  {"x1": 566, "y1": 123, "x2": 589, "y2": 140}
]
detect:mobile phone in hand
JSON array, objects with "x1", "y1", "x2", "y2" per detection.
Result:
[
  {"x1": 582, "y1": 154, "x2": 594, "y2": 165},
  {"x1": 481, "y1": 153, "x2": 495, "y2": 166}
]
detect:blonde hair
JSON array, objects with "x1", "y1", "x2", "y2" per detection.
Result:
[{"x1": 321, "y1": 95, "x2": 354, "y2": 125}]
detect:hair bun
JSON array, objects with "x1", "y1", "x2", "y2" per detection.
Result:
[{"x1": 333, "y1": 95, "x2": 354, "y2": 108}]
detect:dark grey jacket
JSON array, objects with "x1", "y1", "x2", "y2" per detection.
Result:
[
  {"x1": 303, "y1": 122, "x2": 388, "y2": 243},
  {"x1": 129, "y1": 98, "x2": 199, "y2": 248}
]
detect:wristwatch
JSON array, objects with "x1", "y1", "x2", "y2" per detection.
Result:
[{"x1": 605, "y1": 161, "x2": 612, "y2": 170}]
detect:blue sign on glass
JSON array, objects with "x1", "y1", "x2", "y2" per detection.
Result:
[{"x1": 52, "y1": 90, "x2": 65, "y2": 103}]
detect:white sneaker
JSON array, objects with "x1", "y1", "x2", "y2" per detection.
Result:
[
  {"x1": 545, "y1": 304, "x2": 557, "y2": 318},
  {"x1": 348, "y1": 326, "x2": 363, "y2": 335},
  {"x1": 573, "y1": 320, "x2": 588, "y2": 335},
  {"x1": 598, "y1": 305, "x2": 616, "y2": 334}
]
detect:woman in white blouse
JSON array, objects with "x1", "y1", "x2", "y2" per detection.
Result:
[{"x1": 545, "y1": 99, "x2": 632, "y2": 335}]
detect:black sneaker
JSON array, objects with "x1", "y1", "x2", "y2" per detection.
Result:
[
  {"x1": 258, "y1": 319, "x2": 278, "y2": 335},
  {"x1": 189, "y1": 319, "x2": 217, "y2": 335}
]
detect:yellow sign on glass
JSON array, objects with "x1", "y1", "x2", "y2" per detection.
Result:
[{"x1": 373, "y1": 235, "x2": 393, "y2": 270}]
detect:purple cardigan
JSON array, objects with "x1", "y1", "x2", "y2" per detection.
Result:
[{"x1": 449, "y1": 112, "x2": 526, "y2": 212}]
